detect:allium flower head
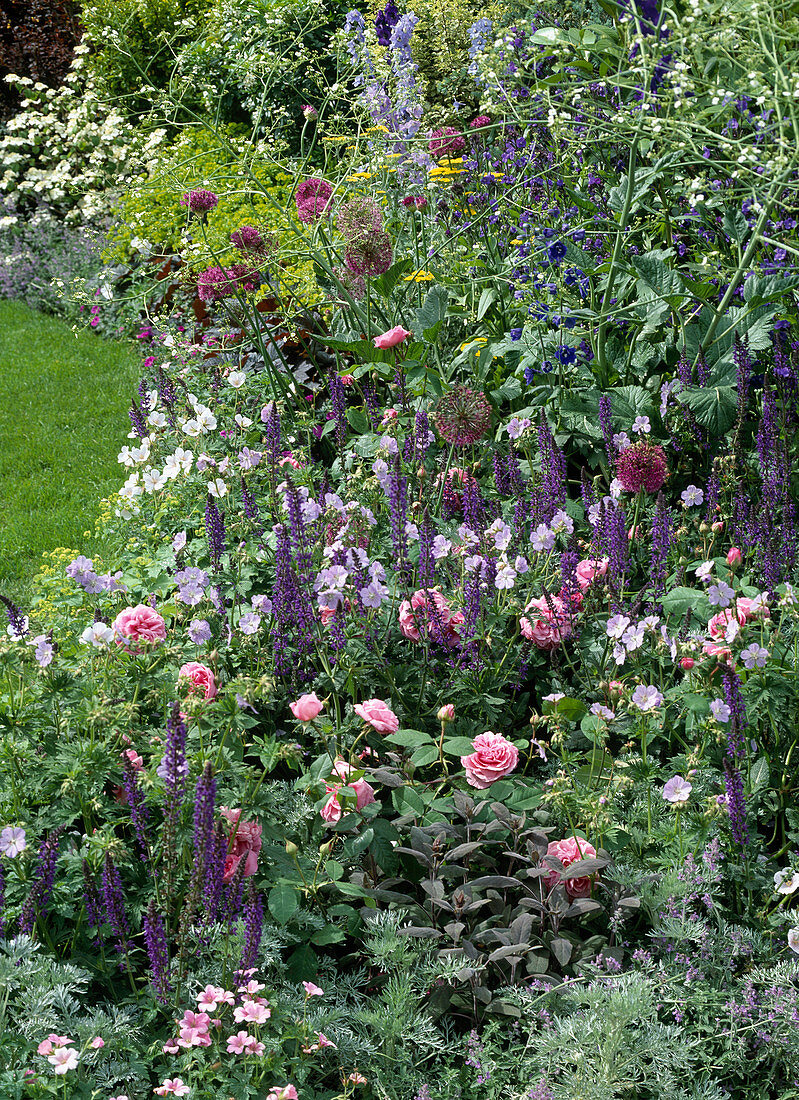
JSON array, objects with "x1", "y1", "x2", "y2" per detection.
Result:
[
  {"x1": 295, "y1": 178, "x2": 334, "y2": 224},
  {"x1": 180, "y1": 189, "x2": 218, "y2": 215},
  {"x1": 615, "y1": 440, "x2": 669, "y2": 493},
  {"x1": 336, "y1": 196, "x2": 383, "y2": 237},
  {"x1": 196, "y1": 265, "x2": 259, "y2": 303},
  {"x1": 435, "y1": 385, "x2": 492, "y2": 446},
  {"x1": 344, "y1": 231, "x2": 393, "y2": 278},
  {"x1": 230, "y1": 225, "x2": 270, "y2": 255},
  {"x1": 470, "y1": 114, "x2": 491, "y2": 130},
  {"x1": 428, "y1": 127, "x2": 465, "y2": 157}
]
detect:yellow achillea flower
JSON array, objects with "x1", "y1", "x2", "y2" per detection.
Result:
[
  {"x1": 459, "y1": 337, "x2": 488, "y2": 351},
  {"x1": 346, "y1": 172, "x2": 373, "y2": 181},
  {"x1": 403, "y1": 270, "x2": 436, "y2": 282}
]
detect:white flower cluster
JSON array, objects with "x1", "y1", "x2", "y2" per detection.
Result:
[{"x1": 0, "y1": 49, "x2": 166, "y2": 223}]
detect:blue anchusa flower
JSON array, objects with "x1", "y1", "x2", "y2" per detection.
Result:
[{"x1": 547, "y1": 240, "x2": 567, "y2": 263}]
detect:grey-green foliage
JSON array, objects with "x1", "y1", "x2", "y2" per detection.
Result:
[
  {"x1": 521, "y1": 972, "x2": 701, "y2": 1099},
  {"x1": 0, "y1": 936, "x2": 147, "y2": 1089}
]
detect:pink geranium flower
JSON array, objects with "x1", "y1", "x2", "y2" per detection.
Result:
[{"x1": 154, "y1": 1080, "x2": 190, "y2": 1097}]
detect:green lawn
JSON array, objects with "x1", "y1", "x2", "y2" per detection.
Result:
[{"x1": 0, "y1": 301, "x2": 141, "y2": 604}]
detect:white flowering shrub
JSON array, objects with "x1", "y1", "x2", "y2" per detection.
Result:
[{"x1": 0, "y1": 45, "x2": 166, "y2": 224}]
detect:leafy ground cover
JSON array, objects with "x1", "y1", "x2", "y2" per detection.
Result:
[
  {"x1": 2, "y1": 0, "x2": 799, "y2": 1098},
  {"x1": 0, "y1": 300, "x2": 140, "y2": 602}
]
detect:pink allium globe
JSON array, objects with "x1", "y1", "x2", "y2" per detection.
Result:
[
  {"x1": 428, "y1": 127, "x2": 466, "y2": 157},
  {"x1": 344, "y1": 231, "x2": 393, "y2": 278},
  {"x1": 295, "y1": 178, "x2": 334, "y2": 224},
  {"x1": 615, "y1": 440, "x2": 669, "y2": 493},
  {"x1": 196, "y1": 264, "x2": 259, "y2": 303},
  {"x1": 180, "y1": 189, "x2": 218, "y2": 215}
]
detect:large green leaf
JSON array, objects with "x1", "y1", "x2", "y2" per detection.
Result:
[
  {"x1": 413, "y1": 285, "x2": 449, "y2": 341},
  {"x1": 681, "y1": 384, "x2": 738, "y2": 434},
  {"x1": 630, "y1": 253, "x2": 689, "y2": 303},
  {"x1": 268, "y1": 883, "x2": 299, "y2": 925}
]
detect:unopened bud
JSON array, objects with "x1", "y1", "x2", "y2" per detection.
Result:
[
  {"x1": 437, "y1": 704, "x2": 455, "y2": 723},
  {"x1": 285, "y1": 840, "x2": 299, "y2": 857},
  {"x1": 726, "y1": 546, "x2": 742, "y2": 567},
  {"x1": 699, "y1": 522, "x2": 710, "y2": 534}
]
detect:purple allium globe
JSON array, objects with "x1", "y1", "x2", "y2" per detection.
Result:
[
  {"x1": 196, "y1": 264, "x2": 259, "y2": 303},
  {"x1": 435, "y1": 385, "x2": 492, "y2": 446},
  {"x1": 230, "y1": 225, "x2": 270, "y2": 255},
  {"x1": 336, "y1": 196, "x2": 384, "y2": 241},
  {"x1": 616, "y1": 440, "x2": 669, "y2": 493},
  {"x1": 344, "y1": 231, "x2": 393, "y2": 278},
  {"x1": 295, "y1": 178, "x2": 334, "y2": 224},
  {"x1": 470, "y1": 114, "x2": 491, "y2": 130},
  {"x1": 335, "y1": 265, "x2": 366, "y2": 301},
  {"x1": 428, "y1": 127, "x2": 466, "y2": 157},
  {"x1": 180, "y1": 189, "x2": 219, "y2": 215},
  {"x1": 401, "y1": 195, "x2": 428, "y2": 210}
]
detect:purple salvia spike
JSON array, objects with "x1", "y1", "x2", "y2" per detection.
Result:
[{"x1": 143, "y1": 900, "x2": 171, "y2": 1003}]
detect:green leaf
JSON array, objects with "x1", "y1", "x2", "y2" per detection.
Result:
[
  {"x1": 392, "y1": 785, "x2": 426, "y2": 817},
  {"x1": 311, "y1": 925, "x2": 346, "y2": 945},
  {"x1": 606, "y1": 385, "x2": 654, "y2": 427},
  {"x1": 371, "y1": 257, "x2": 414, "y2": 298},
  {"x1": 412, "y1": 285, "x2": 449, "y2": 341},
  {"x1": 410, "y1": 744, "x2": 440, "y2": 767},
  {"x1": 659, "y1": 586, "x2": 707, "y2": 621},
  {"x1": 743, "y1": 272, "x2": 799, "y2": 304},
  {"x1": 723, "y1": 208, "x2": 749, "y2": 244},
  {"x1": 477, "y1": 287, "x2": 497, "y2": 321},
  {"x1": 630, "y1": 253, "x2": 689, "y2": 302},
  {"x1": 681, "y1": 385, "x2": 737, "y2": 435},
  {"x1": 285, "y1": 943, "x2": 317, "y2": 982},
  {"x1": 442, "y1": 737, "x2": 479, "y2": 756},
  {"x1": 385, "y1": 728, "x2": 435, "y2": 748},
  {"x1": 268, "y1": 883, "x2": 299, "y2": 925},
  {"x1": 750, "y1": 756, "x2": 770, "y2": 793}
]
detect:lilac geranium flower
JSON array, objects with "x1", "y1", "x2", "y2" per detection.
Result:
[
  {"x1": 662, "y1": 775, "x2": 692, "y2": 804},
  {"x1": 631, "y1": 684, "x2": 664, "y2": 711}
]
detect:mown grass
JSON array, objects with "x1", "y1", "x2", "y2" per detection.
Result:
[{"x1": 0, "y1": 301, "x2": 140, "y2": 606}]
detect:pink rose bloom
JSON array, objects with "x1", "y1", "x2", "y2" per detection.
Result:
[
  {"x1": 122, "y1": 748, "x2": 143, "y2": 770},
  {"x1": 221, "y1": 808, "x2": 262, "y2": 882},
  {"x1": 290, "y1": 692, "x2": 324, "y2": 721},
  {"x1": 520, "y1": 595, "x2": 572, "y2": 651},
  {"x1": 461, "y1": 731, "x2": 519, "y2": 789},
  {"x1": 321, "y1": 760, "x2": 377, "y2": 819},
  {"x1": 112, "y1": 604, "x2": 166, "y2": 648},
  {"x1": 178, "y1": 661, "x2": 217, "y2": 700},
  {"x1": 574, "y1": 557, "x2": 609, "y2": 590},
  {"x1": 702, "y1": 641, "x2": 733, "y2": 662},
  {"x1": 707, "y1": 606, "x2": 747, "y2": 640},
  {"x1": 267, "y1": 1087, "x2": 298, "y2": 1100},
  {"x1": 354, "y1": 698, "x2": 399, "y2": 733},
  {"x1": 340, "y1": 374, "x2": 355, "y2": 386},
  {"x1": 398, "y1": 589, "x2": 464, "y2": 649},
  {"x1": 320, "y1": 791, "x2": 343, "y2": 824},
  {"x1": 543, "y1": 836, "x2": 598, "y2": 898},
  {"x1": 735, "y1": 596, "x2": 770, "y2": 621},
  {"x1": 373, "y1": 325, "x2": 412, "y2": 349}
]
